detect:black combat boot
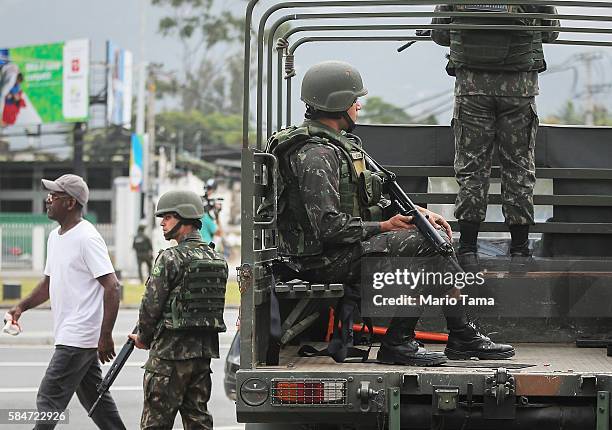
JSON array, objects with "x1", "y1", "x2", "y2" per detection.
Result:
[
  {"x1": 509, "y1": 224, "x2": 533, "y2": 273},
  {"x1": 445, "y1": 321, "x2": 515, "y2": 360},
  {"x1": 377, "y1": 318, "x2": 447, "y2": 366},
  {"x1": 458, "y1": 220, "x2": 481, "y2": 273}
]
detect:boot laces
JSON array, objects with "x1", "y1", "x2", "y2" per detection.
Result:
[{"x1": 467, "y1": 321, "x2": 491, "y2": 341}]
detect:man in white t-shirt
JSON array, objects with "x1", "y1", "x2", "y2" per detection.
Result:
[{"x1": 8, "y1": 174, "x2": 126, "y2": 430}]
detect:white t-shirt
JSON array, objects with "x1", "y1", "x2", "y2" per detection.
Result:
[{"x1": 44, "y1": 220, "x2": 115, "y2": 348}]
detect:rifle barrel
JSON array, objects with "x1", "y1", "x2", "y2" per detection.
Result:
[{"x1": 87, "y1": 326, "x2": 138, "y2": 417}]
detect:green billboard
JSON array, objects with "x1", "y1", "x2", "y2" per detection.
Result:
[{"x1": 0, "y1": 39, "x2": 89, "y2": 127}]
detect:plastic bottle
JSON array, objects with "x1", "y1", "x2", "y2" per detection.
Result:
[{"x1": 2, "y1": 312, "x2": 21, "y2": 336}]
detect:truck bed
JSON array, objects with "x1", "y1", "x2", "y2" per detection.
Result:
[{"x1": 275, "y1": 343, "x2": 612, "y2": 376}]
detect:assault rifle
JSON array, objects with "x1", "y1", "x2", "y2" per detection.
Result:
[
  {"x1": 346, "y1": 134, "x2": 462, "y2": 270},
  {"x1": 88, "y1": 326, "x2": 138, "y2": 416}
]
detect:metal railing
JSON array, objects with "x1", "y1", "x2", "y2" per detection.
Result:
[
  {"x1": 0, "y1": 223, "x2": 115, "y2": 272},
  {"x1": 240, "y1": 0, "x2": 612, "y2": 369}
]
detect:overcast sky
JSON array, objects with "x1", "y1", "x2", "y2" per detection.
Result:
[{"x1": 1, "y1": 0, "x2": 611, "y2": 155}]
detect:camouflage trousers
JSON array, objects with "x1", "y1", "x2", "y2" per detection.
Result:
[
  {"x1": 295, "y1": 228, "x2": 459, "y2": 301},
  {"x1": 141, "y1": 356, "x2": 212, "y2": 430},
  {"x1": 452, "y1": 94, "x2": 538, "y2": 225}
]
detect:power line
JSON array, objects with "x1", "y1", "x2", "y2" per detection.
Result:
[
  {"x1": 401, "y1": 89, "x2": 453, "y2": 110},
  {"x1": 411, "y1": 96, "x2": 455, "y2": 122}
]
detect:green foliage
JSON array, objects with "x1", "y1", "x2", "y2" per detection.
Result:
[
  {"x1": 155, "y1": 110, "x2": 242, "y2": 150},
  {"x1": 360, "y1": 96, "x2": 438, "y2": 125},
  {"x1": 544, "y1": 101, "x2": 612, "y2": 126},
  {"x1": 83, "y1": 127, "x2": 131, "y2": 163}
]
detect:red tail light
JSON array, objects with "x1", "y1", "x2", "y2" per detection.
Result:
[{"x1": 271, "y1": 379, "x2": 346, "y2": 406}]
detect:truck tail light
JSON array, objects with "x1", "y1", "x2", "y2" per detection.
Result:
[{"x1": 271, "y1": 378, "x2": 346, "y2": 406}]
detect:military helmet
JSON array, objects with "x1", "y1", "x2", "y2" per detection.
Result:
[
  {"x1": 155, "y1": 190, "x2": 205, "y2": 219},
  {"x1": 206, "y1": 178, "x2": 217, "y2": 190},
  {"x1": 301, "y1": 61, "x2": 368, "y2": 112}
]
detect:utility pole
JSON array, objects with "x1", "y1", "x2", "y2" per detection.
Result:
[
  {"x1": 144, "y1": 71, "x2": 156, "y2": 232},
  {"x1": 584, "y1": 54, "x2": 594, "y2": 126},
  {"x1": 73, "y1": 122, "x2": 86, "y2": 177},
  {"x1": 573, "y1": 51, "x2": 603, "y2": 126}
]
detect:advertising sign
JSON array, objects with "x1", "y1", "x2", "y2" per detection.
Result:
[
  {"x1": 130, "y1": 133, "x2": 144, "y2": 192},
  {"x1": 0, "y1": 39, "x2": 89, "y2": 127},
  {"x1": 106, "y1": 41, "x2": 133, "y2": 128}
]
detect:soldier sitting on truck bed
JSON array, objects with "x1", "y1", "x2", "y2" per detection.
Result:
[{"x1": 265, "y1": 60, "x2": 515, "y2": 366}]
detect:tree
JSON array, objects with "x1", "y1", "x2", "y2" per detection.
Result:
[
  {"x1": 155, "y1": 110, "x2": 242, "y2": 152},
  {"x1": 360, "y1": 96, "x2": 438, "y2": 125},
  {"x1": 152, "y1": 0, "x2": 247, "y2": 115},
  {"x1": 544, "y1": 100, "x2": 612, "y2": 126}
]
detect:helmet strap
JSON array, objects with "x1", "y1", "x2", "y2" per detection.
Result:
[
  {"x1": 164, "y1": 219, "x2": 184, "y2": 241},
  {"x1": 342, "y1": 111, "x2": 356, "y2": 133}
]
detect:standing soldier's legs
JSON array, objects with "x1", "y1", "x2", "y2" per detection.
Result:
[
  {"x1": 141, "y1": 357, "x2": 213, "y2": 430},
  {"x1": 497, "y1": 96, "x2": 538, "y2": 256},
  {"x1": 141, "y1": 357, "x2": 182, "y2": 430},
  {"x1": 137, "y1": 258, "x2": 145, "y2": 283},
  {"x1": 453, "y1": 95, "x2": 497, "y2": 266},
  {"x1": 179, "y1": 358, "x2": 213, "y2": 430}
]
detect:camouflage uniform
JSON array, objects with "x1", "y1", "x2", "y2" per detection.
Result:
[
  {"x1": 281, "y1": 120, "x2": 458, "y2": 303},
  {"x1": 133, "y1": 230, "x2": 153, "y2": 283},
  {"x1": 431, "y1": 5, "x2": 559, "y2": 225},
  {"x1": 138, "y1": 231, "x2": 220, "y2": 430}
]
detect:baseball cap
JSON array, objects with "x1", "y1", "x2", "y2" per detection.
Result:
[{"x1": 42, "y1": 174, "x2": 89, "y2": 206}]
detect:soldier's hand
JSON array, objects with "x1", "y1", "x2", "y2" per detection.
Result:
[
  {"x1": 98, "y1": 332, "x2": 116, "y2": 363},
  {"x1": 128, "y1": 333, "x2": 147, "y2": 350},
  {"x1": 380, "y1": 214, "x2": 417, "y2": 232},
  {"x1": 420, "y1": 209, "x2": 453, "y2": 240}
]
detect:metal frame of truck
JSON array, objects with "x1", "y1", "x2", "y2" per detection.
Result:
[{"x1": 237, "y1": 2, "x2": 612, "y2": 428}]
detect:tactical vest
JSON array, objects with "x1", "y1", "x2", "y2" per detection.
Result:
[
  {"x1": 264, "y1": 123, "x2": 386, "y2": 257},
  {"x1": 161, "y1": 241, "x2": 228, "y2": 332},
  {"x1": 133, "y1": 235, "x2": 150, "y2": 254},
  {"x1": 448, "y1": 4, "x2": 545, "y2": 74}
]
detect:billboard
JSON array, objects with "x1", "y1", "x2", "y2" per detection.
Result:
[
  {"x1": 106, "y1": 41, "x2": 133, "y2": 128},
  {"x1": 0, "y1": 39, "x2": 89, "y2": 127}
]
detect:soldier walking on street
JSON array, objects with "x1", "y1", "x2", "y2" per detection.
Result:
[
  {"x1": 431, "y1": 4, "x2": 560, "y2": 270},
  {"x1": 133, "y1": 224, "x2": 153, "y2": 283},
  {"x1": 129, "y1": 190, "x2": 228, "y2": 430}
]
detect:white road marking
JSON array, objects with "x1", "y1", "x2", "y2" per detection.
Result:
[
  {"x1": 0, "y1": 386, "x2": 143, "y2": 393},
  {"x1": 182, "y1": 427, "x2": 243, "y2": 430},
  {"x1": 176, "y1": 427, "x2": 243, "y2": 430},
  {"x1": 0, "y1": 362, "x2": 146, "y2": 367}
]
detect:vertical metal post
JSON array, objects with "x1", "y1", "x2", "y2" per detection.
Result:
[
  {"x1": 286, "y1": 77, "x2": 292, "y2": 126},
  {"x1": 240, "y1": 148, "x2": 255, "y2": 369},
  {"x1": 388, "y1": 387, "x2": 400, "y2": 430},
  {"x1": 276, "y1": 46, "x2": 283, "y2": 131},
  {"x1": 73, "y1": 122, "x2": 85, "y2": 178},
  {"x1": 144, "y1": 76, "x2": 156, "y2": 234},
  {"x1": 597, "y1": 391, "x2": 610, "y2": 430}
]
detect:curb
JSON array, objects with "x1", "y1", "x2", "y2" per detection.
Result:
[{"x1": 0, "y1": 331, "x2": 238, "y2": 346}]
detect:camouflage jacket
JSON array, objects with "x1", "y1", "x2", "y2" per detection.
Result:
[
  {"x1": 138, "y1": 230, "x2": 219, "y2": 360},
  {"x1": 431, "y1": 4, "x2": 560, "y2": 97},
  {"x1": 284, "y1": 120, "x2": 381, "y2": 264}
]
